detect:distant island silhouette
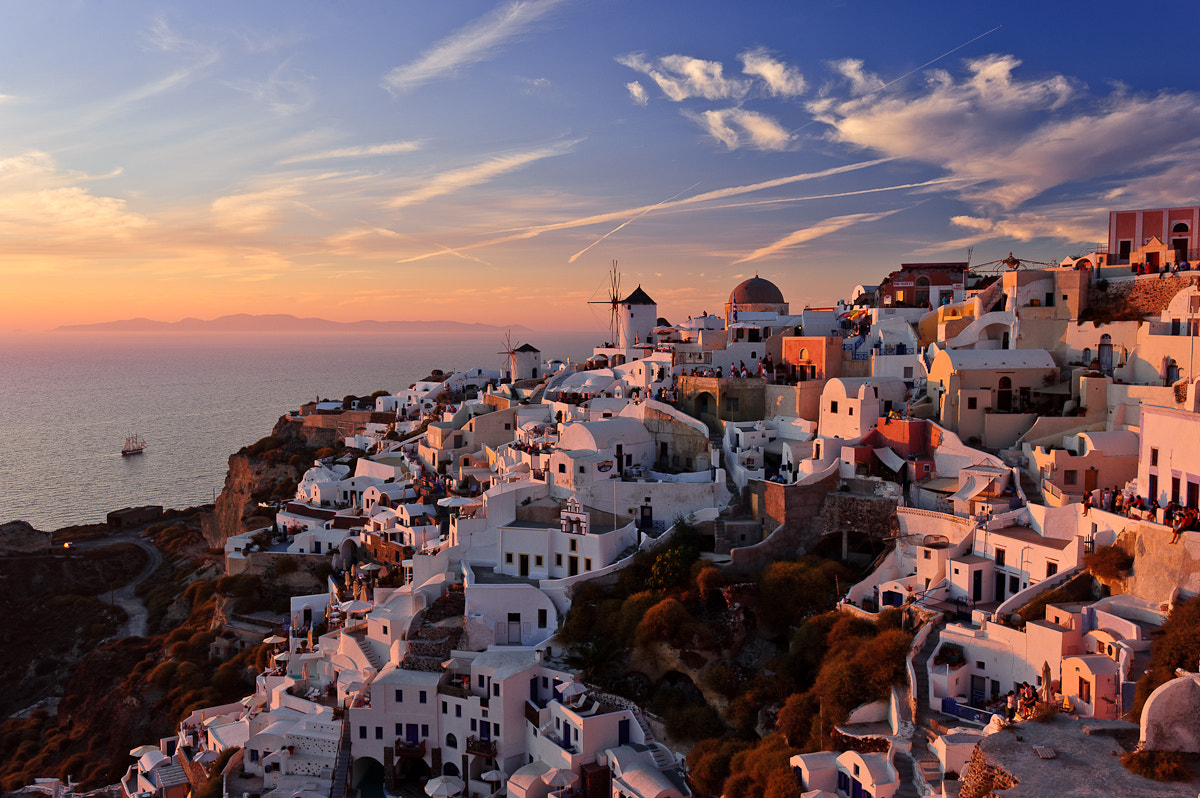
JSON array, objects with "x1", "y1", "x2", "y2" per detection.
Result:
[{"x1": 53, "y1": 314, "x2": 530, "y2": 334}]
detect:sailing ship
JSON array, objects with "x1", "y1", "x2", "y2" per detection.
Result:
[{"x1": 121, "y1": 432, "x2": 147, "y2": 456}]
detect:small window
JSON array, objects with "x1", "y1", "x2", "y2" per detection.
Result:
[
  {"x1": 395, "y1": 689, "x2": 403, "y2": 703},
  {"x1": 830, "y1": 400, "x2": 839, "y2": 414},
  {"x1": 505, "y1": 552, "x2": 513, "y2": 564},
  {"x1": 421, "y1": 724, "x2": 429, "y2": 736},
  {"x1": 494, "y1": 722, "x2": 500, "y2": 735},
  {"x1": 1151, "y1": 448, "x2": 1159, "y2": 466},
  {"x1": 419, "y1": 690, "x2": 427, "y2": 704},
  {"x1": 456, "y1": 705, "x2": 462, "y2": 718},
  {"x1": 1063, "y1": 470, "x2": 1077, "y2": 486},
  {"x1": 479, "y1": 674, "x2": 485, "y2": 688},
  {"x1": 535, "y1": 555, "x2": 544, "y2": 567},
  {"x1": 584, "y1": 558, "x2": 592, "y2": 570},
  {"x1": 555, "y1": 553, "x2": 563, "y2": 567},
  {"x1": 538, "y1": 609, "x2": 547, "y2": 628},
  {"x1": 558, "y1": 463, "x2": 566, "y2": 473},
  {"x1": 493, "y1": 683, "x2": 500, "y2": 697},
  {"x1": 904, "y1": 366, "x2": 914, "y2": 378},
  {"x1": 579, "y1": 466, "x2": 585, "y2": 474},
  {"x1": 395, "y1": 723, "x2": 402, "y2": 735},
  {"x1": 725, "y1": 397, "x2": 738, "y2": 412},
  {"x1": 967, "y1": 397, "x2": 978, "y2": 410},
  {"x1": 848, "y1": 406, "x2": 854, "y2": 416},
  {"x1": 976, "y1": 661, "x2": 985, "y2": 670},
  {"x1": 569, "y1": 539, "x2": 577, "y2": 552},
  {"x1": 505, "y1": 423, "x2": 511, "y2": 430},
  {"x1": 923, "y1": 550, "x2": 931, "y2": 560},
  {"x1": 376, "y1": 726, "x2": 383, "y2": 740},
  {"x1": 442, "y1": 701, "x2": 448, "y2": 714},
  {"x1": 995, "y1": 548, "x2": 1006, "y2": 567},
  {"x1": 359, "y1": 726, "x2": 367, "y2": 739},
  {"x1": 1047, "y1": 562, "x2": 1058, "y2": 577},
  {"x1": 471, "y1": 718, "x2": 477, "y2": 731}
]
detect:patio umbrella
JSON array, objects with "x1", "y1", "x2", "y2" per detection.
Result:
[
  {"x1": 263, "y1": 634, "x2": 287, "y2": 644},
  {"x1": 129, "y1": 744, "x2": 159, "y2": 757},
  {"x1": 559, "y1": 682, "x2": 587, "y2": 700},
  {"x1": 425, "y1": 775, "x2": 465, "y2": 797},
  {"x1": 273, "y1": 650, "x2": 290, "y2": 661},
  {"x1": 480, "y1": 769, "x2": 507, "y2": 782},
  {"x1": 1041, "y1": 661, "x2": 1053, "y2": 704},
  {"x1": 359, "y1": 562, "x2": 382, "y2": 572},
  {"x1": 541, "y1": 768, "x2": 578, "y2": 788}
]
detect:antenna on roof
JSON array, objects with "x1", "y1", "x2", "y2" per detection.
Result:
[{"x1": 966, "y1": 246, "x2": 973, "y2": 267}]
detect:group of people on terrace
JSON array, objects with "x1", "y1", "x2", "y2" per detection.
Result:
[{"x1": 1083, "y1": 485, "x2": 1200, "y2": 542}]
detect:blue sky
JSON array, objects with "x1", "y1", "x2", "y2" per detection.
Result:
[{"x1": 3, "y1": 0, "x2": 1200, "y2": 332}]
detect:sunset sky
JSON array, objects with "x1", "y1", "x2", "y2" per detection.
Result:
[{"x1": 3, "y1": 1, "x2": 1200, "y2": 333}]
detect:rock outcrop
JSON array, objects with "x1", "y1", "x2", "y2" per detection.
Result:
[{"x1": 0, "y1": 520, "x2": 52, "y2": 554}]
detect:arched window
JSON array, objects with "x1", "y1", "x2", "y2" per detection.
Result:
[
  {"x1": 446, "y1": 733, "x2": 458, "y2": 749},
  {"x1": 1174, "y1": 222, "x2": 1190, "y2": 233}
]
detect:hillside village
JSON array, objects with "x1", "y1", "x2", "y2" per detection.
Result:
[{"x1": 35, "y1": 204, "x2": 1200, "y2": 798}]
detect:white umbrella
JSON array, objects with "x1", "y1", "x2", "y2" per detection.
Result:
[
  {"x1": 425, "y1": 775, "x2": 465, "y2": 797},
  {"x1": 480, "y1": 769, "x2": 507, "y2": 782},
  {"x1": 541, "y1": 768, "x2": 578, "y2": 788},
  {"x1": 559, "y1": 682, "x2": 587, "y2": 699},
  {"x1": 273, "y1": 650, "x2": 290, "y2": 661},
  {"x1": 359, "y1": 562, "x2": 382, "y2": 572},
  {"x1": 129, "y1": 744, "x2": 159, "y2": 757},
  {"x1": 340, "y1": 599, "x2": 372, "y2": 613},
  {"x1": 263, "y1": 634, "x2": 287, "y2": 644},
  {"x1": 437, "y1": 495, "x2": 479, "y2": 507}
]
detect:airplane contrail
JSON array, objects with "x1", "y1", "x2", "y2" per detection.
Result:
[
  {"x1": 567, "y1": 182, "x2": 700, "y2": 263},
  {"x1": 879, "y1": 25, "x2": 1003, "y2": 91}
]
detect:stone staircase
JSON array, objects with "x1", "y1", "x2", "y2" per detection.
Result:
[
  {"x1": 905, "y1": 618, "x2": 948, "y2": 797},
  {"x1": 892, "y1": 752, "x2": 921, "y2": 798},
  {"x1": 647, "y1": 742, "x2": 675, "y2": 769},
  {"x1": 345, "y1": 626, "x2": 385, "y2": 670}
]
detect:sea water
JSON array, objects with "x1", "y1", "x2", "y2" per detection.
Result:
[{"x1": 0, "y1": 330, "x2": 596, "y2": 530}]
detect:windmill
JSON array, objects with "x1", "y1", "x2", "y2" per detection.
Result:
[
  {"x1": 588, "y1": 261, "x2": 622, "y2": 346},
  {"x1": 498, "y1": 329, "x2": 518, "y2": 381},
  {"x1": 974, "y1": 252, "x2": 1057, "y2": 274}
]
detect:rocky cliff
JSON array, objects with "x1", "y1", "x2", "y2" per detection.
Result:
[{"x1": 208, "y1": 415, "x2": 334, "y2": 544}]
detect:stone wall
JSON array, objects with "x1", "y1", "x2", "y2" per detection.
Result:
[
  {"x1": 1110, "y1": 273, "x2": 1198, "y2": 316},
  {"x1": 730, "y1": 471, "x2": 839, "y2": 571},
  {"x1": 820, "y1": 487, "x2": 900, "y2": 554}
]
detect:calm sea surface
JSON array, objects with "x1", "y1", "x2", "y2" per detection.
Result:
[{"x1": 0, "y1": 330, "x2": 597, "y2": 530}]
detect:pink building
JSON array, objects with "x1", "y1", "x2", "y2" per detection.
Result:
[{"x1": 1109, "y1": 206, "x2": 1200, "y2": 266}]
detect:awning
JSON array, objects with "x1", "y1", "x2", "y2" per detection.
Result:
[
  {"x1": 874, "y1": 447, "x2": 906, "y2": 473},
  {"x1": 949, "y1": 474, "x2": 989, "y2": 502}
]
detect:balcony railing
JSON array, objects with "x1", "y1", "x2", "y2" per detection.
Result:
[
  {"x1": 394, "y1": 738, "x2": 426, "y2": 758},
  {"x1": 466, "y1": 736, "x2": 498, "y2": 757}
]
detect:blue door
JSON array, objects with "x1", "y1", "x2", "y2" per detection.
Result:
[{"x1": 618, "y1": 718, "x2": 630, "y2": 746}]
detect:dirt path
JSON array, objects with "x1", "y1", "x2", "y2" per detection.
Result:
[{"x1": 77, "y1": 529, "x2": 163, "y2": 638}]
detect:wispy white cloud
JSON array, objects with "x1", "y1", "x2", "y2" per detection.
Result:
[
  {"x1": 279, "y1": 140, "x2": 422, "y2": 165},
  {"x1": 617, "y1": 53, "x2": 750, "y2": 102},
  {"x1": 740, "y1": 48, "x2": 805, "y2": 96},
  {"x1": 382, "y1": 0, "x2": 565, "y2": 93},
  {"x1": 626, "y1": 81, "x2": 649, "y2": 106},
  {"x1": 829, "y1": 58, "x2": 885, "y2": 96},
  {"x1": 809, "y1": 54, "x2": 1200, "y2": 212},
  {"x1": 386, "y1": 140, "x2": 580, "y2": 209},
  {"x1": 0, "y1": 152, "x2": 149, "y2": 238},
  {"x1": 228, "y1": 61, "x2": 315, "y2": 114},
  {"x1": 687, "y1": 108, "x2": 792, "y2": 151},
  {"x1": 734, "y1": 209, "x2": 903, "y2": 264},
  {"x1": 210, "y1": 185, "x2": 311, "y2": 233}
]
